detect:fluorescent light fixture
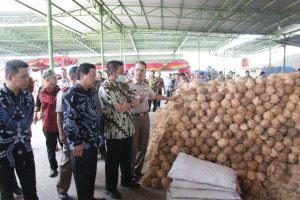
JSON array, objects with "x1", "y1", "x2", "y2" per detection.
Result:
[
  {"x1": 274, "y1": 24, "x2": 300, "y2": 34},
  {"x1": 215, "y1": 34, "x2": 263, "y2": 53}
]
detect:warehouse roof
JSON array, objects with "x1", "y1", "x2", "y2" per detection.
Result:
[{"x1": 1, "y1": 0, "x2": 300, "y2": 62}]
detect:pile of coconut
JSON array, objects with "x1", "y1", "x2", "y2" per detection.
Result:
[{"x1": 142, "y1": 73, "x2": 300, "y2": 200}]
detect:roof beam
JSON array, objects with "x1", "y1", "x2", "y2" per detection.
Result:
[
  {"x1": 205, "y1": 0, "x2": 250, "y2": 33},
  {"x1": 174, "y1": 36, "x2": 188, "y2": 54},
  {"x1": 0, "y1": 15, "x2": 47, "y2": 27},
  {"x1": 139, "y1": 0, "x2": 150, "y2": 29},
  {"x1": 91, "y1": 0, "x2": 125, "y2": 32},
  {"x1": 230, "y1": 0, "x2": 278, "y2": 31},
  {"x1": 117, "y1": 0, "x2": 136, "y2": 28},
  {"x1": 128, "y1": 32, "x2": 138, "y2": 54},
  {"x1": 208, "y1": 0, "x2": 255, "y2": 32},
  {"x1": 161, "y1": 0, "x2": 163, "y2": 29},
  {"x1": 0, "y1": 27, "x2": 49, "y2": 52},
  {"x1": 0, "y1": 46, "x2": 28, "y2": 56},
  {"x1": 71, "y1": 0, "x2": 110, "y2": 30},
  {"x1": 61, "y1": 29, "x2": 101, "y2": 54},
  {"x1": 51, "y1": 2, "x2": 98, "y2": 33},
  {"x1": 260, "y1": 13, "x2": 299, "y2": 33},
  {"x1": 175, "y1": 0, "x2": 185, "y2": 30},
  {"x1": 246, "y1": 0, "x2": 300, "y2": 32},
  {"x1": 14, "y1": 0, "x2": 82, "y2": 34}
]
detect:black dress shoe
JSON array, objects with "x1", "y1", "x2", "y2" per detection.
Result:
[
  {"x1": 49, "y1": 169, "x2": 58, "y2": 177},
  {"x1": 58, "y1": 193, "x2": 70, "y2": 200},
  {"x1": 121, "y1": 180, "x2": 140, "y2": 188},
  {"x1": 104, "y1": 189, "x2": 121, "y2": 199},
  {"x1": 13, "y1": 186, "x2": 22, "y2": 196}
]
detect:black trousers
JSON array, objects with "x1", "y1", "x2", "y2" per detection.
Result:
[
  {"x1": 167, "y1": 91, "x2": 173, "y2": 97},
  {"x1": 148, "y1": 100, "x2": 158, "y2": 112},
  {"x1": 71, "y1": 148, "x2": 98, "y2": 200},
  {"x1": 0, "y1": 151, "x2": 38, "y2": 200},
  {"x1": 157, "y1": 91, "x2": 162, "y2": 107},
  {"x1": 105, "y1": 137, "x2": 133, "y2": 191},
  {"x1": 44, "y1": 132, "x2": 60, "y2": 170}
]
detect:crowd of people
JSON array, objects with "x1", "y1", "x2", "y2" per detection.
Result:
[{"x1": 0, "y1": 59, "x2": 173, "y2": 200}]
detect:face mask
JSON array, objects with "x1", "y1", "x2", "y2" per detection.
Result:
[{"x1": 117, "y1": 75, "x2": 125, "y2": 83}]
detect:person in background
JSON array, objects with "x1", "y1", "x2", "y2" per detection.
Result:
[
  {"x1": 99, "y1": 60, "x2": 142, "y2": 199},
  {"x1": 128, "y1": 61, "x2": 173, "y2": 182},
  {"x1": 94, "y1": 71, "x2": 106, "y2": 160},
  {"x1": 0, "y1": 60, "x2": 39, "y2": 200},
  {"x1": 173, "y1": 73, "x2": 180, "y2": 89},
  {"x1": 157, "y1": 71, "x2": 165, "y2": 108},
  {"x1": 64, "y1": 63, "x2": 105, "y2": 200},
  {"x1": 34, "y1": 85, "x2": 43, "y2": 124},
  {"x1": 226, "y1": 71, "x2": 234, "y2": 80},
  {"x1": 40, "y1": 70, "x2": 61, "y2": 178},
  {"x1": 58, "y1": 68, "x2": 70, "y2": 88},
  {"x1": 56, "y1": 66, "x2": 78, "y2": 200},
  {"x1": 198, "y1": 72, "x2": 208, "y2": 83},
  {"x1": 258, "y1": 71, "x2": 266, "y2": 78},
  {"x1": 245, "y1": 70, "x2": 252, "y2": 78},
  {"x1": 166, "y1": 73, "x2": 175, "y2": 98},
  {"x1": 216, "y1": 71, "x2": 225, "y2": 82},
  {"x1": 148, "y1": 71, "x2": 159, "y2": 112}
]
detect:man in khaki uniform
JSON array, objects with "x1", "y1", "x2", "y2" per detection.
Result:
[{"x1": 127, "y1": 61, "x2": 171, "y2": 180}]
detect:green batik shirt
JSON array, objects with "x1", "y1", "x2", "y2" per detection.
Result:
[{"x1": 99, "y1": 80, "x2": 135, "y2": 139}]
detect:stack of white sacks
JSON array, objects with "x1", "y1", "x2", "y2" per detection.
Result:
[{"x1": 167, "y1": 153, "x2": 242, "y2": 200}]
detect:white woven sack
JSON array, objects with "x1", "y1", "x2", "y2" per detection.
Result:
[{"x1": 168, "y1": 153, "x2": 237, "y2": 190}]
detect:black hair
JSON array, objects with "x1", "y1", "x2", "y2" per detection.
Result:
[
  {"x1": 179, "y1": 73, "x2": 186, "y2": 77},
  {"x1": 136, "y1": 61, "x2": 147, "y2": 69},
  {"x1": 106, "y1": 60, "x2": 123, "y2": 76},
  {"x1": 5, "y1": 60, "x2": 29, "y2": 78},
  {"x1": 97, "y1": 71, "x2": 102, "y2": 75},
  {"x1": 245, "y1": 70, "x2": 250, "y2": 73},
  {"x1": 76, "y1": 63, "x2": 96, "y2": 80},
  {"x1": 69, "y1": 66, "x2": 78, "y2": 77}
]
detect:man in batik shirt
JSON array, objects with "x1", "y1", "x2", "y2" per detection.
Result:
[
  {"x1": 0, "y1": 60, "x2": 39, "y2": 200},
  {"x1": 99, "y1": 60, "x2": 142, "y2": 199}
]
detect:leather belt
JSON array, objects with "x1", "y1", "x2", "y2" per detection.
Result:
[{"x1": 132, "y1": 111, "x2": 148, "y2": 117}]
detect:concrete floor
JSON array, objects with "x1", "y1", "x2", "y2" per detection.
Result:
[{"x1": 14, "y1": 111, "x2": 165, "y2": 200}]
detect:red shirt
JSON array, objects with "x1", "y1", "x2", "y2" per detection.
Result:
[{"x1": 40, "y1": 86, "x2": 60, "y2": 132}]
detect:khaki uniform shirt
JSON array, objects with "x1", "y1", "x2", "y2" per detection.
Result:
[{"x1": 127, "y1": 78, "x2": 156, "y2": 114}]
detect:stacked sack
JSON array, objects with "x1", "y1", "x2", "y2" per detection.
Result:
[
  {"x1": 142, "y1": 73, "x2": 300, "y2": 200},
  {"x1": 167, "y1": 153, "x2": 241, "y2": 200}
]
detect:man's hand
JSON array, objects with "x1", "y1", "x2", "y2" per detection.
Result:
[
  {"x1": 59, "y1": 132, "x2": 67, "y2": 144},
  {"x1": 136, "y1": 93, "x2": 145, "y2": 103},
  {"x1": 61, "y1": 86, "x2": 69, "y2": 93},
  {"x1": 33, "y1": 112, "x2": 39, "y2": 124},
  {"x1": 73, "y1": 145, "x2": 84, "y2": 157},
  {"x1": 114, "y1": 103, "x2": 130, "y2": 112}
]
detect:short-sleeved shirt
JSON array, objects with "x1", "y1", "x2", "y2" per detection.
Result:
[
  {"x1": 127, "y1": 78, "x2": 156, "y2": 114},
  {"x1": 99, "y1": 80, "x2": 135, "y2": 140}
]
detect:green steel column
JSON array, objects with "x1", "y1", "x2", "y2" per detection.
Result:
[
  {"x1": 47, "y1": 0, "x2": 54, "y2": 70},
  {"x1": 99, "y1": 4, "x2": 104, "y2": 74},
  {"x1": 120, "y1": 32, "x2": 122, "y2": 61}
]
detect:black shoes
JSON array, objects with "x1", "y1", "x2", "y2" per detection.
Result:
[
  {"x1": 92, "y1": 197, "x2": 106, "y2": 200},
  {"x1": 49, "y1": 169, "x2": 58, "y2": 177},
  {"x1": 121, "y1": 180, "x2": 140, "y2": 188},
  {"x1": 58, "y1": 193, "x2": 70, "y2": 200},
  {"x1": 105, "y1": 189, "x2": 121, "y2": 199},
  {"x1": 132, "y1": 172, "x2": 144, "y2": 182},
  {"x1": 13, "y1": 186, "x2": 22, "y2": 196}
]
